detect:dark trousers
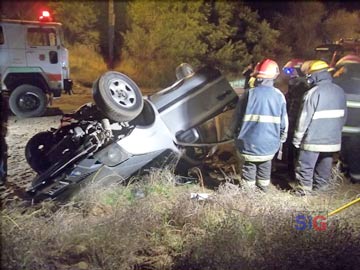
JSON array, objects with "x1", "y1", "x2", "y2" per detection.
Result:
[
  {"x1": 283, "y1": 129, "x2": 299, "y2": 180},
  {"x1": 341, "y1": 136, "x2": 360, "y2": 183},
  {"x1": 295, "y1": 150, "x2": 333, "y2": 190},
  {"x1": 0, "y1": 92, "x2": 8, "y2": 185},
  {"x1": 242, "y1": 160, "x2": 272, "y2": 187},
  {"x1": 287, "y1": 144, "x2": 299, "y2": 180},
  {"x1": 0, "y1": 137, "x2": 7, "y2": 182}
]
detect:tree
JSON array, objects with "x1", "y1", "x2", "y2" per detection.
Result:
[
  {"x1": 1, "y1": 0, "x2": 48, "y2": 20},
  {"x1": 274, "y1": 2, "x2": 360, "y2": 61},
  {"x1": 274, "y1": 1, "x2": 327, "y2": 59},
  {"x1": 121, "y1": 1, "x2": 209, "y2": 87},
  {"x1": 198, "y1": 1, "x2": 251, "y2": 73},
  {"x1": 121, "y1": 0, "x2": 286, "y2": 87},
  {"x1": 48, "y1": 1, "x2": 101, "y2": 48},
  {"x1": 231, "y1": 3, "x2": 291, "y2": 66},
  {"x1": 322, "y1": 9, "x2": 360, "y2": 41}
]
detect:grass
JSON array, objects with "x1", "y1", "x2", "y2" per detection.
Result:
[
  {"x1": 1, "y1": 167, "x2": 360, "y2": 270},
  {"x1": 68, "y1": 45, "x2": 108, "y2": 88}
]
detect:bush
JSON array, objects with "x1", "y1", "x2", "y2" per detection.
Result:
[
  {"x1": 69, "y1": 45, "x2": 108, "y2": 88},
  {"x1": 114, "y1": 59, "x2": 175, "y2": 91}
]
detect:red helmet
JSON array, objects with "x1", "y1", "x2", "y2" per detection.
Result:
[
  {"x1": 252, "y1": 59, "x2": 280, "y2": 79},
  {"x1": 282, "y1": 58, "x2": 304, "y2": 77},
  {"x1": 335, "y1": 54, "x2": 360, "y2": 68}
]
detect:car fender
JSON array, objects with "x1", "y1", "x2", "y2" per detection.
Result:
[{"x1": 117, "y1": 100, "x2": 179, "y2": 155}]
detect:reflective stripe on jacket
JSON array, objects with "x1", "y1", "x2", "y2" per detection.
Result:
[
  {"x1": 234, "y1": 79, "x2": 288, "y2": 161},
  {"x1": 342, "y1": 95, "x2": 360, "y2": 135},
  {"x1": 293, "y1": 71, "x2": 347, "y2": 152}
]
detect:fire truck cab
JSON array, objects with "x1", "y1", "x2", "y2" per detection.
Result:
[{"x1": 0, "y1": 11, "x2": 72, "y2": 118}]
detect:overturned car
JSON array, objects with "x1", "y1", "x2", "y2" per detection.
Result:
[{"x1": 25, "y1": 66, "x2": 238, "y2": 201}]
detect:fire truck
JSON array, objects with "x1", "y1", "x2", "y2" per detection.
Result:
[
  {"x1": 315, "y1": 38, "x2": 360, "y2": 67},
  {"x1": 0, "y1": 11, "x2": 72, "y2": 118}
]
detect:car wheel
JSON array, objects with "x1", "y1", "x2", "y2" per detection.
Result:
[
  {"x1": 93, "y1": 71, "x2": 144, "y2": 122},
  {"x1": 9, "y1": 84, "x2": 47, "y2": 118},
  {"x1": 25, "y1": 131, "x2": 55, "y2": 174}
]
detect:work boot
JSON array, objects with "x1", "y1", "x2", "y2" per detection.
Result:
[
  {"x1": 256, "y1": 184, "x2": 269, "y2": 193},
  {"x1": 350, "y1": 177, "x2": 360, "y2": 184},
  {"x1": 291, "y1": 189, "x2": 306, "y2": 197},
  {"x1": 241, "y1": 180, "x2": 257, "y2": 192},
  {"x1": 291, "y1": 184, "x2": 312, "y2": 197},
  {"x1": 312, "y1": 184, "x2": 329, "y2": 192}
]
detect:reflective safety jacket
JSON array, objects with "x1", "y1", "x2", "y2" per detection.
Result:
[
  {"x1": 293, "y1": 70, "x2": 347, "y2": 152},
  {"x1": 333, "y1": 63, "x2": 360, "y2": 137},
  {"x1": 234, "y1": 79, "x2": 288, "y2": 161}
]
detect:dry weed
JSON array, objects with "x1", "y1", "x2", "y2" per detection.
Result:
[
  {"x1": 69, "y1": 45, "x2": 108, "y2": 87},
  {"x1": 1, "y1": 168, "x2": 359, "y2": 270}
]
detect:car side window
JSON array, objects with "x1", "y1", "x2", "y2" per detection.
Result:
[{"x1": 27, "y1": 27, "x2": 57, "y2": 47}]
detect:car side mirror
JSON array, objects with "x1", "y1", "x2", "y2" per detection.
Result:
[{"x1": 176, "y1": 128, "x2": 200, "y2": 144}]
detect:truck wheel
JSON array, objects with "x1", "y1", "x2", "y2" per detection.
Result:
[
  {"x1": 9, "y1": 84, "x2": 47, "y2": 118},
  {"x1": 93, "y1": 71, "x2": 144, "y2": 122}
]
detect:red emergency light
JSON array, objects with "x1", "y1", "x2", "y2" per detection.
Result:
[{"x1": 39, "y1": 10, "x2": 53, "y2": 22}]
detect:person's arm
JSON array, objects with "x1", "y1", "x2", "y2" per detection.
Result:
[
  {"x1": 242, "y1": 64, "x2": 253, "y2": 76},
  {"x1": 280, "y1": 97, "x2": 288, "y2": 143},
  {"x1": 224, "y1": 91, "x2": 249, "y2": 139},
  {"x1": 292, "y1": 87, "x2": 318, "y2": 148}
]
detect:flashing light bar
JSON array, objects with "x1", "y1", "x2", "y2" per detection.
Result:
[{"x1": 39, "y1": 10, "x2": 53, "y2": 22}]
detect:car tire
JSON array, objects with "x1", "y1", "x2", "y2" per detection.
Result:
[
  {"x1": 93, "y1": 71, "x2": 144, "y2": 122},
  {"x1": 9, "y1": 84, "x2": 47, "y2": 118},
  {"x1": 25, "y1": 131, "x2": 55, "y2": 174}
]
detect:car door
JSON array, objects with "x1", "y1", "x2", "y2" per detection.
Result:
[{"x1": 149, "y1": 66, "x2": 238, "y2": 138}]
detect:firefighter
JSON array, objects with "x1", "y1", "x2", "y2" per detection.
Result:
[
  {"x1": 333, "y1": 62, "x2": 360, "y2": 184},
  {"x1": 0, "y1": 91, "x2": 8, "y2": 185},
  {"x1": 231, "y1": 59, "x2": 288, "y2": 192},
  {"x1": 292, "y1": 60, "x2": 347, "y2": 195},
  {"x1": 282, "y1": 59, "x2": 310, "y2": 180}
]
